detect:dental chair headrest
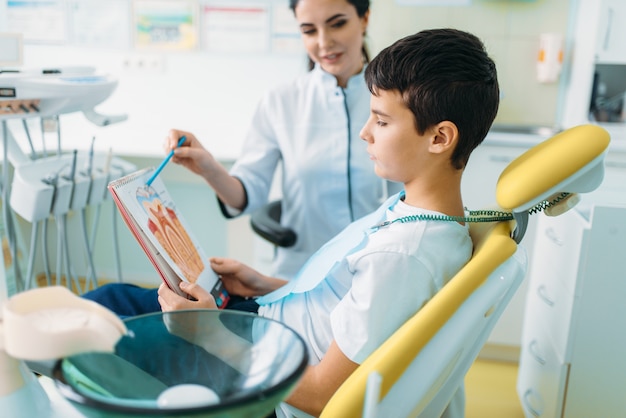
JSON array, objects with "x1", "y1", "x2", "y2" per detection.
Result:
[{"x1": 496, "y1": 124, "x2": 610, "y2": 214}]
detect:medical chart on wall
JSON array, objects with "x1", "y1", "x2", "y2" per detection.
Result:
[
  {"x1": 3, "y1": 0, "x2": 300, "y2": 54},
  {"x1": 270, "y1": 3, "x2": 301, "y2": 54},
  {"x1": 6, "y1": 0, "x2": 67, "y2": 43},
  {"x1": 133, "y1": 0, "x2": 198, "y2": 51},
  {"x1": 395, "y1": 0, "x2": 471, "y2": 5},
  {"x1": 201, "y1": 2, "x2": 270, "y2": 53},
  {"x1": 70, "y1": 0, "x2": 131, "y2": 49}
]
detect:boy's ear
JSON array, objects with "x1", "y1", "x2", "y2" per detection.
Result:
[{"x1": 429, "y1": 121, "x2": 458, "y2": 154}]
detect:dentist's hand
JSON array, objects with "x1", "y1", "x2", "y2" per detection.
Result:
[
  {"x1": 164, "y1": 129, "x2": 247, "y2": 210},
  {"x1": 209, "y1": 257, "x2": 287, "y2": 298},
  {"x1": 157, "y1": 282, "x2": 217, "y2": 311},
  {"x1": 165, "y1": 129, "x2": 217, "y2": 178}
]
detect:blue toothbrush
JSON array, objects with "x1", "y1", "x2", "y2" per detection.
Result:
[{"x1": 145, "y1": 136, "x2": 186, "y2": 186}]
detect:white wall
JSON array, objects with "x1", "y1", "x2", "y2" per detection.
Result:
[
  {"x1": 2, "y1": 0, "x2": 578, "y2": 287},
  {"x1": 3, "y1": 0, "x2": 573, "y2": 159},
  {"x1": 367, "y1": 0, "x2": 572, "y2": 128},
  {"x1": 14, "y1": 46, "x2": 305, "y2": 160}
]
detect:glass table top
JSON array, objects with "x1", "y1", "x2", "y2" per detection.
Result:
[{"x1": 52, "y1": 310, "x2": 308, "y2": 417}]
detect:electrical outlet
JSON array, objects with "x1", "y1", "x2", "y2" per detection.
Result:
[{"x1": 122, "y1": 54, "x2": 165, "y2": 73}]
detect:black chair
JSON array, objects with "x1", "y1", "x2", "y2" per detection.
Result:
[{"x1": 249, "y1": 200, "x2": 297, "y2": 248}]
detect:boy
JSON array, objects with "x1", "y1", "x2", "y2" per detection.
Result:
[
  {"x1": 157, "y1": 28, "x2": 500, "y2": 417},
  {"x1": 85, "y1": 27, "x2": 498, "y2": 417}
]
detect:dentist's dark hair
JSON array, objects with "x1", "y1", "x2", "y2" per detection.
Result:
[
  {"x1": 290, "y1": 0, "x2": 371, "y2": 71},
  {"x1": 365, "y1": 28, "x2": 500, "y2": 170}
]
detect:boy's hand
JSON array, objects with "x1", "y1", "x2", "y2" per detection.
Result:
[
  {"x1": 157, "y1": 282, "x2": 217, "y2": 311},
  {"x1": 210, "y1": 257, "x2": 287, "y2": 297}
]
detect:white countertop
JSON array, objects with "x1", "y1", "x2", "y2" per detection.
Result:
[{"x1": 484, "y1": 125, "x2": 626, "y2": 153}]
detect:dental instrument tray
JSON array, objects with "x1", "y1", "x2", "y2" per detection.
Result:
[{"x1": 0, "y1": 66, "x2": 120, "y2": 121}]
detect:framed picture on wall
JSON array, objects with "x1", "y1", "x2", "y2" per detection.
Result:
[
  {"x1": 70, "y1": 0, "x2": 131, "y2": 49},
  {"x1": 200, "y1": 1, "x2": 271, "y2": 53},
  {"x1": 270, "y1": 0, "x2": 301, "y2": 54},
  {"x1": 6, "y1": 0, "x2": 68, "y2": 44},
  {"x1": 133, "y1": 0, "x2": 199, "y2": 51},
  {"x1": 395, "y1": 0, "x2": 470, "y2": 5}
]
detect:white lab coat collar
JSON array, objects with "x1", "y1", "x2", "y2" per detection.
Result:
[{"x1": 311, "y1": 63, "x2": 367, "y2": 94}]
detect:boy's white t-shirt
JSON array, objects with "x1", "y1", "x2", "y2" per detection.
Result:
[
  {"x1": 259, "y1": 197, "x2": 472, "y2": 418},
  {"x1": 258, "y1": 198, "x2": 472, "y2": 365}
]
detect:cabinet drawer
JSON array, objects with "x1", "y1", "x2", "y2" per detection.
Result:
[
  {"x1": 530, "y1": 212, "x2": 584, "y2": 294},
  {"x1": 523, "y1": 277, "x2": 575, "y2": 360},
  {"x1": 517, "y1": 335, "x2": 568, "y2": 418}
]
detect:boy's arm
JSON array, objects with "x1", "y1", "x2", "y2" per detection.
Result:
[{"x1": 284, "y1": 341, "x2": 359, "y2": 416}]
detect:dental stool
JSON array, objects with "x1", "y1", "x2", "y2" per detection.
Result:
[{"x1": 250, "y1": 200, "x2": 297, "y2": 248}]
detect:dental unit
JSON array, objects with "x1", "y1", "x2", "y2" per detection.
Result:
[
  {"x1": 0, "y1": 60, "x2": 309, "y2": 418},
  {"x1": 1, "y1": 65, "x2": 136, "y2": 295}
]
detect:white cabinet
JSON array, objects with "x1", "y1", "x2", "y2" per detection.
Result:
[
  {"x1": 561, "y1": 0, "x2": 626, "y2": 130},
  {"x1": 595, "y1": 0, "x2": 626, "y2": 64},
  {"x1": 517, "y1": 205, "x2": 626, "y2": 418}
]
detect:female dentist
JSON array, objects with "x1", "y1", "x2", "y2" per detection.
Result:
[{"x1": 165, "y1": 0, "x2": 399, "y2": 280}]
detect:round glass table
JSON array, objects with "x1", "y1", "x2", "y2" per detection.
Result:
[{"x1": 51, "y1": 310, "x2": 308, "y2": 418}]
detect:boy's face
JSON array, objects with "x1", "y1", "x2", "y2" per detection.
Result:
[{"x1": 360, "y1": 89, "x2": 431, "y2": 184}]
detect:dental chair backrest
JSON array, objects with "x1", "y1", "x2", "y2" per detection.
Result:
[{"x1": 319, "y1": 124, "x2": 611, "y2": 418}]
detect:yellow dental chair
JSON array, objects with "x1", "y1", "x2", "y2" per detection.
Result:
[{"x1": 320, "y1": 124, "x2": 611, "y2": 418}]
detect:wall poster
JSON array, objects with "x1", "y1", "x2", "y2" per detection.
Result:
[
  {"x1": 6, "y1": 0, "x2": 67, "y2": 43},
  {"x1": 133, "y1": 0, "x2": 198, "y2": 50},
  {"x1": 201, "y1": 2, "x2": 270, "y2": 53}
]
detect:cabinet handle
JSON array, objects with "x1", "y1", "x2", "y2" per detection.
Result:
[
  {"x1": 537, "y1": 285, "x2": 555, "y2": 306},
  {"x1": 529, "y1": 339, "x2": 546, "y2": 365},
  {"x1": 544, "y1": 227, "x2": 563, "y2": 246},
  {"x1": 488, "y1": 155, "x2": 514, "y2": 163},
  {"x1": 605, "y1": 160, "x2": 626, "y2": 169},
  {"x1": 603, "y1": 7, "x2": 614, "y2": 51},
  {"x1": 522, "y1": 389, "x2": 542, "y2": 417}
]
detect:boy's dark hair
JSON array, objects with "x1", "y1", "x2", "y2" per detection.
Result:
[
  {"x1": 290, "y1": 0, "x2": 371, "y2": 70},
  {"x1": 365, "y1": 28, "x2": 500, "y2": 170}
]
